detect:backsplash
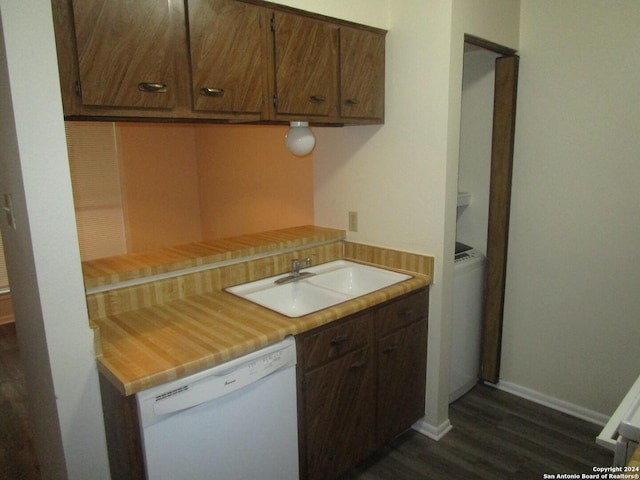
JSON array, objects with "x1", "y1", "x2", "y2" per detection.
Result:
[
  {"x1": 84, "y1": 226, "x2": 434, "y2": 322},
  {"x1": 86, "y1": 241, "x2": 343, "y2": 320}
]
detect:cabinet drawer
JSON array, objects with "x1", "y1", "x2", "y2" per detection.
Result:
[
  {"x1": 300, "y1": 312, "x2": 372, "y2": 371},
  {"x1": 375, "y1": 289, "x2": 428, "y2": 336}
]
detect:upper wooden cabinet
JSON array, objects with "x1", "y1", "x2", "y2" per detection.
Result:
[
  {"x1": 187, "y1": 0, "x2": 271, "y2": 115},
  {"x1": 51, "y1": 0, "x2": 386, "y2": 124},
  {"x1": 68, "y1": 0, "x2": 181, "y2": 110},
  {"x1": 273, "y1": 12, "x2": 339, "y2": 118},
  {"x1": 340, "y1": 27, "x2": 385, "y2": 120}
]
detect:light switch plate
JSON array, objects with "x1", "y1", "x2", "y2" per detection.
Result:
[{"x1": 3, "y1": 193, "x2": 16, "y2": 229}]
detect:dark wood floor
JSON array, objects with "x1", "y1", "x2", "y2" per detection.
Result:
[
  {"x1": 0, "y1": 323, "x2": 41, "y2": 480},
  {"x1": 343, "y1": 384, "x2": 613, "y2": 480},
  {"x1": 0, "y1": 323, "x2": 612, "y2": 480}
]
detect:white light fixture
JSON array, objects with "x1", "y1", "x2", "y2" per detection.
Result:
[{"x1": 285, "y1": 121, "x2": 316, "y2": 156}]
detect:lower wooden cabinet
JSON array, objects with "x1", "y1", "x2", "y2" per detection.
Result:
[
  {"x1": 296, "y1": 288, "x2": 428, "y2": 480},
  {"x1": 303, "y1": 345, "x2": 375, "y2": 479},
  {"x1": 99, "y1": 287, "x2": 428, "y2": 480},
  {"x1": 377, "y1": 319, "x2": 428, "y2": 442}
]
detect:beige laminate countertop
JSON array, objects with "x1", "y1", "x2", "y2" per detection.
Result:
[
  {"x1": 87, "y1": 226, "x2": 434, "y2": 397},
  {"x1": 94, "y1": 275, "x2": 428, "y2": 396},
  {"x1": 630, "y1": 444, "x2": 640, "y2": 469},
  {"x1": 82, "y1": 225, "x2": 345, "y2": 290}
]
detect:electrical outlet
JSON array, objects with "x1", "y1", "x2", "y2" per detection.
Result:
[{"x1": 348, "y1": 211, "x2": 358, "y2": 232}]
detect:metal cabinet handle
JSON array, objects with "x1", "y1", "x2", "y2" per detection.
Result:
[
  {"x1": 345, "y1": 98, "x2": 360, "y2": 106},
  {"x1": 398, "y1": 307, "x2": 414, "y2": 320},
  {"x1": 200, "y1": 87, "x2": 225, "y2": 97},
  {"x1": 309, "y1": 94, "x2": 326, "y2": 103},
  {"x1": 330, "y1": 334, "x2": 349, "y2": 347},
  {"x1": 138, "y1": 82, "x2": 168, "y2": 93},
  {"x1": 350, "y1": 359, "x2": 367, "y2": 370},
  {"x1": 382, "y1": 345, "x2": 397, "y2": 354}
]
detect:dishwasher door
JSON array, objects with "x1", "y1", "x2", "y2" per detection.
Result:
[{"x1": 136, "y1": 337, "x2": 299, "y2": 480}]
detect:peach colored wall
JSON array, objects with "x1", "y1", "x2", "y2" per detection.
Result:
[
  {"x1": 72, "y1": 123, "x2": 314, "y2": 255},
  {"x1": 194, "y1": 125, "x2": 314, "y2": 239},
  {"x1": 117, "y1": 123, "x2": 203, "y2": 252}
]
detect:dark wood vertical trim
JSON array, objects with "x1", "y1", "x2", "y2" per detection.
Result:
[
  {"x1": 481, "y1": 54, "x2": 519, "y2": 384},
  {"x1": 464, "y1": 34, "x2": 517, "y2": 56},
  {"x1": 99, "y1": 375, "x2": 146, "y2": 480}
]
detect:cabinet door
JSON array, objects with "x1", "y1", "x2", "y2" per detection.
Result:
[
  {"x1": 71, "y1": 0, "x2": 179, "y2": 109},
  {"x1": 340, "y1": 27, "x2": 385, "y2": 120},
  {"x1": 273, "y1": 12, "x2": 339, "y2": 117},
  {"x1": 377, "y1": 319, "x2": 428, "y2": 443},
  {"x1": 187, "y1": 0, "x2": 270, "y2": 114},
  {"x1": 303, "y1": 348, "x2": 375, "y2": 480}
]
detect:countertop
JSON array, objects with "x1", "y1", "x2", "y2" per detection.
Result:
[
  {"x1": 83, "y1": 225, "x2": 345, "y2": 290},
  {"x1": 88, "y1": 226, "x2": 434, "y2": 396},
  {"x1": 630, "y1": 444, "x2": 640, "y2": 469},
  {"x1": 94, "y1": 276, "x2": 428, "y2": 396}
]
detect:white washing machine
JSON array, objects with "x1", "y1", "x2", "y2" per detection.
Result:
[{"x1": 449, "y1": 243, "x2": 486, "y2": 403}]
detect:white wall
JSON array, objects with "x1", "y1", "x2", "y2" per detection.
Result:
[
  {"x1": 276, "y1": 0, "x2": 520, "y2": 435},
  {"x1": 317, "y1": 0, "x2": 457, "y2": 437},
  {"x1": 271, "y1": 0, "x2": 388, "y2": 29},
  {"x1": 0, "y1": 2, "x2": 111, "y2": 479},
  {"x1": 502, "y1": 0, "x2": 640, "y2": 416},
  {"x1": 0, "y1": 4, "x2": 523, "y2": 479},
  {"x1": 456, "y1": 48, "x2": 499, "y2": 255}
]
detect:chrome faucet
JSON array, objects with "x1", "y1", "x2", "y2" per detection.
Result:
[
  {"x1": 291, "y1": 257, "x2": 311, "y2": 277},
  {"x1": 275, "y1": 257, "x2": 314, "y2": 284}
]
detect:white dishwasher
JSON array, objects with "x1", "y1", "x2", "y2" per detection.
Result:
[{"x1": 135, "y1": 336, "x2": 299, "y2": 480}]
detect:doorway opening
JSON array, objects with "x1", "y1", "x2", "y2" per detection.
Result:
[{"x1": 451, "y1": 35, "x2": 519, "y2": 400}]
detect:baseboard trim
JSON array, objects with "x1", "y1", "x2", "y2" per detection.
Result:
[
  {"x1": 412, "y1": 418, "x2": 452, "y2": 440},
  {"x1": 492, "y1": 380, "x2": 609, "y2": 426}
]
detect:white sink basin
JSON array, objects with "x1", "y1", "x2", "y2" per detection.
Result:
[
  {"x1": 307, "y1": 264, "x2": 411, "y2": 296},
  {"x1": 235, "y1": 281, "x2": 348, "y2": 318},
  {"x1": 226, "y1": 260, "x2": 411, "y2": 318}
]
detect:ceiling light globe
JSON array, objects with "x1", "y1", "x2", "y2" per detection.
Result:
[{"x1": 285, "y1": 122, "x2": 316, "y2": 156}]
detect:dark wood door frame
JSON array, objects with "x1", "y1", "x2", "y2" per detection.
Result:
[{"x1": 463, "y1": 35, "x2": 519, "y2": 384}]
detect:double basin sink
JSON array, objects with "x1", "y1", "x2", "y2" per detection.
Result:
[{"x1": 226, "y1": 260, "x2": 411, "y2": 318}]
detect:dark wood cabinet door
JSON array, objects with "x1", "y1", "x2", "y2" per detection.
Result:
[
  {"x1": 71, "y1": 0, "x2": 179, "y2": 109},
  {"x1": 340, "y1": 27, "x2": 385, "y2": 120},
  {"x1": 187, "y1": 0, "x2": 270, "y2": 115},
  {"x1": 273, "y1": 12, "x2": 339, "y2": 117},
  {"x1": 303, "y1": 347, "x2": 375, "y2": 480},
  {"x1": 377, "y1": 319, "x2": 428, "y2": 443}
]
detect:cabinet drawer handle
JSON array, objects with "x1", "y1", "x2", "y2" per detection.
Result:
[
  {"x1": 398, "y1": 307, "x2": 414, "y2": 320},
  {"x1": 309, "y1": 94, "x2": 326, "y2": 104},
  {"x1": 200, "y1": 87, "x2": 225, "y2": 97},
  {"x1": 382, "y1": 345, "x2": 397, "y2": 354},
  {"x1": 345, "y1": 98, "x2": 360, "y2": 106},
  {"x1": 350, "y1": 359, "x2": 367, "y2": 370},
  {"x1": 329, "y1": 334, "x2": 349, "y2": 347},
  {"x1": 138, "y1": 82, "x2": 168, "y2": 93}
]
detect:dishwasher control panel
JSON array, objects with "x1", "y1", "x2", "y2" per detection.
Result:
[{"x1": 136, "y1": 337, "x2": 296, "y2": 428}]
